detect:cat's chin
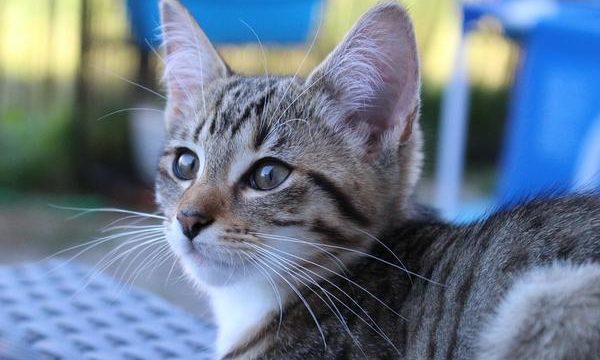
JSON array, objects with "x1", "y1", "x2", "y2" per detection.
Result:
[
  {"x1": 175, "y1": 244, "x2": 252, "y2": 288},
  {"x1": 164, "y1": 223, "x2": 244, "y2": 287},
  {"x1": 185, "y1": 260, "x2": 256, "y2": 289}
]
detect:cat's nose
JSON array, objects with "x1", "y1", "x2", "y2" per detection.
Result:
[{"x1": 177, "y1": 209, "x2": 214, "y2": 240}]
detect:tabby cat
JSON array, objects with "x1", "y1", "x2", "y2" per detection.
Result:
[{"x1": 156, "y1": 1, "x2": 600, "y2": 359}]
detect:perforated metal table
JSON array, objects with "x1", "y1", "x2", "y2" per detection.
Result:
[{"x1": 0, "y1": 260, "x2": 215, "y2": 359}]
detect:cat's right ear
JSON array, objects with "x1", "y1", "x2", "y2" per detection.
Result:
[
  {"x1": 160, "y1": 0, "x2": 229, "y2": 120},
  {"x1": 306, "y1": 2, "x2": 420, "y2": 160}
]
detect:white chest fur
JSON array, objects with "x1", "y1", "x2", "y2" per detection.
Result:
[{"x1": 209, "y1": 279, "x2": 283, "y2": 358}]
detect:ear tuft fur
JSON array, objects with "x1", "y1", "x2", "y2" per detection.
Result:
[
  {"x1": 160, "y1": 0, "x2": 229, "y2": 122},
  {"x1": 307, "y1": 2, "x2": 421, "y2": 158}
]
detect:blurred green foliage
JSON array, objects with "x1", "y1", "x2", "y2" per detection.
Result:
[{"x1": 0, "y1": 104, "x2": 72, "y2": 189}]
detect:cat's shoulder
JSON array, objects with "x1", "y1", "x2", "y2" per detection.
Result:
[{"x1": 484, "y1": 193, "x2": 600, "y2": 230}]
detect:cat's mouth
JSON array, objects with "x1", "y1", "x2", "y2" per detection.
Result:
[{"x1": 185, "y1": 242, "x2": 236, "y2": 268}]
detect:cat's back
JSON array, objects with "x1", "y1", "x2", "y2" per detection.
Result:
[{"x1": 404, "y1": 194, "x2": 600, "y2": 359}]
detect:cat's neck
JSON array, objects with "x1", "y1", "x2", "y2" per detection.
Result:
[{"x1": 208, "y1": 277, "x2": 286, "y2": 358}]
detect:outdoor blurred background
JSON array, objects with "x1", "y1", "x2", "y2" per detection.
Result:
[{"x1": 0, "y1": 0, "x2": 526, "y2": 312}]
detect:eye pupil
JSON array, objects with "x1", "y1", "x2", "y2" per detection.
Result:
[
  {"x1": 251, "y1": 160, "x2": 291, "y2": 191},
  {"x1": 173, "y1": 150, "x2": 199, "y2": 180},
  {"x1": 262, "y1": 166, "x2": 274, "y2": 182}
]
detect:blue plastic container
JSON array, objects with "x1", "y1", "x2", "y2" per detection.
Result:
[
  {"x1": 127, "y1": 0, "x2": 324, "y2": 48},
  {"x1": 497, "y1": 4, "x2": 600, "y2": 204}
]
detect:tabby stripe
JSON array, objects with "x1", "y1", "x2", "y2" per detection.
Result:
[
  {"x1": 223, "y1": 77, "x2": 245, "y2": 94},
  {"x1": 230, "y1": 86, "x2": 276, "y2": 138},
  {"x1": 311, "y1": 219, "x2": 352, "y2": 245},
  {"x1": 446, "y1": 236, "x2": 492, "y2": 359},
  {"x1": 161, "y1": 149, "x2": 175, "y2": 158},
  {"x1": 269, "y1": 218, "x2": 305, "y2": 227},
  {"x1": 208, "y1": 116, "x2": 218, "y2": 136},
  {"x1": 407, "y1": 237, "x2": 454, "y2": 350},
  {"x1": 222, "y1": 322, "x2": 273, "y2": 360},
  {"x1": 197, "y1": 87, "x2": 224, "y2": 139},
  {"x1": 445, "y1": 270, "x2": 474, "y2": 359},
  {"x1": 269, "y1": 135, "x2": 287, "y2": 151},
  {"x1": 157, "y1": 167, "x2": 179, "y2": 189},
  {"x1": 419, "y1": 237, "x2": 455, "y2": 287},
  {"x1": 556, "y1": 241, "x2": 574, "y2": 260},
  {"x1": 253, "y1": 120, "x2": 271, "y2": 150},
  {"x1": 337, "y1": 341, "x2": 353, "y2": 360},
  {"x1": 254, "y1": 84, "x2": 276, "y2": 117},
  {"x1": 193, "y1": 121, "x2": 203, "y2": 141},
  {"x1": 307, "y1": 172, "x2": 370, "y2": 226},
  {"x1": 231, "y1": 103, "x2": 255, "y2": 138},
  {"x1": 158, "y1": 167, "x2": 172, "y2": 179},
  {"x1": 207, "y1": 93, "x2": 224, "y2": 136},
  {"x1": 425, "y1": 250, "x2": 456, "y2": 359},
  {"x1": 207, "y1": 79, "x2": 242, "y2": 136}
]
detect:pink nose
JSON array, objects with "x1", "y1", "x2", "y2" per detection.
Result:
[{"x1": 176, "y1": 209, "x2": 213, "y2": 240}]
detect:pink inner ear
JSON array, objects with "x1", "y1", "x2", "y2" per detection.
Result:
[
  {"x1": 306, "y1": 3, "x2": 420, "y2": 155},
  {"x1": 160, "y1": 0, "x2": 229, "y2": 123}
]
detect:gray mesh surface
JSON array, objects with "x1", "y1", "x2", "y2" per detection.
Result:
[{"x1": 0, "y1": 260, "x2": 215, "y2": 359}]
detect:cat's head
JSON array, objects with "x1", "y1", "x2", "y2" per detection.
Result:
[{"x1": 156, "y1": 0, "x2": 422, "y2": 288}]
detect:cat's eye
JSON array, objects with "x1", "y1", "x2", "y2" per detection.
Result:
[
  {"x1": 173, "y1": 149, "x2": 199, "y2": 180},
  {"x1": 249, "y1": 159, "x2": 291, "y2": 191}
]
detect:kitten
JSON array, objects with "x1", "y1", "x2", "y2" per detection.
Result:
[{"x1": 156, "y1": 1, "x2": 600, "y2": 359}]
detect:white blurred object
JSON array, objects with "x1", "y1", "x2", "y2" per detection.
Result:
[
  {"x1": 498, "y1": 0, "x2": 559, "y2": 33},
  {"x1": 434, "y1": 35, "x2": 470, "y2": 220},
  {"x1": 573, "y1": 114, "x2": 600, "y2": 192},
  {"x1": 128, "y1": 103, "x2": 166, "y2": 184}
]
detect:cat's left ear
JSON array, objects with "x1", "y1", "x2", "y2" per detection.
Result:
[
  {"x1": 307, "y1": 3, "x2": 420, "y2": 157},
  {"x1": 160, "y1": 0, "x2": 229, "y2": 118}
]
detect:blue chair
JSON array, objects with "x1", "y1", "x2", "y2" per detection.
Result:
[
  {"x1": 435, "y1": 0, "x2": 600, "y2": 220},
  {"x1": 497, "y1": 5, "x2": 600, "y2": 205},
  {"x1": 126, "y1": 0, "x2": 324, "y2": 47}
]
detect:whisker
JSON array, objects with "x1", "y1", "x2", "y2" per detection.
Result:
[
  {"x1": 253, "y1": 232, "x2": 444, "y2": 287},
  {"x1": 100, "y1": 212, "x2": 163, "y2": 231},
  {"x1": 49, "y1": 205, "x2": 167, "y2": 221},
  {"x1": 354, "y1": 227, "x2": 414, "y2": 285},
  {"x1": 250, "y1": 242, "x2": 403, "y2": 351},
  {"x1": 72, "y1": 236, "x2": 165, "y2": 298},
  {"x1": 252, "y1": 246, "x2": 371, "y2": 354},
  {"x1": 92, "y1": 235, "x2": 166, "y2": 280},
  {"x1": 244, "y1": 255, "x2": 284, "y2": 334},
  {"x1": 123, "y1": 242, "x2": 171, "y2": 289},
  {"x1": 251, "y1": 255, "x2": 327, "y2": 348},
  {"x1": 148, "y1": 245, "x2": 177, "y2": 279},
  {"x1": 96, "y1": 107, "x2": 164, "y2": 121},
  {"x1": 105, "y1": 238, "x2": 167, "y2": 298},
  {"x1": 99, "y1": 238, "x2": 166, "y2": 294},
  {"x1": 165, "y1": 255, "x2": 181, "y2": 286},
  {"x1": 145, "y1": 39, "x2": 165, "y2": 64},
  {"x1": 268, "y1": 5, "x2": 324, "y2": 126},
  {"x1": 101, "y1": 224, "x2": 165, "y2": 233},
  {"x1": 45, "y1": 228, "x2": 164, "y2": 269},
  {"x1": 255, "y1": 250, "x2": 361, "y2": 353},
  {"x1": 92, "y1": 65, "x2": 167, "y2": 100},
  {"x1": 271, "y1": 63, "x2": 333, "y2": 125},
  {"x1": 120, "y1": 239, "x2": 166, "y2": 279},
  {"x1": 239, "y1": 20, "x2": 269, "y2": 82}
]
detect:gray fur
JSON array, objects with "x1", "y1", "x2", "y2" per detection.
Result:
[
  {"x1": 478, "y1": 262, "x2": 600, "y2": 360},
  {"x1": 156, "y1": 1, "x2": 600, "y2": 359}
]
